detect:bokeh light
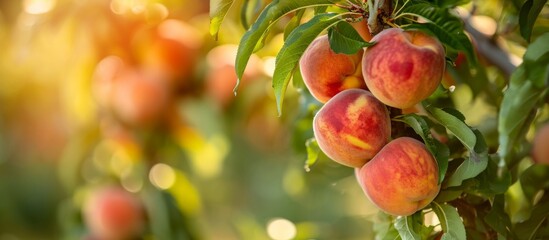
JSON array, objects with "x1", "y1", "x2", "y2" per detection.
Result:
[
  {"x1": 23, "y1": 0, "x2": 56, "y2": 14},
  {"x1": 149, "y1": 163, "x2": 176, "y2": 190},
  {"x1": 267, "y1": 218, "x2": 297, "y2": 240}
]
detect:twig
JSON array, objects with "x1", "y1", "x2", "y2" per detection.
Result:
[{"x1": 462, "y1": 17, "x2": 517, "y2": 79}]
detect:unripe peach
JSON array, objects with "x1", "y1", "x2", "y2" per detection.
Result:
[
  {"x1": 84, "y1": 186, "x2": 145, "y2": 240},
  {"x1": 357, "y1": 137, "x2": 440, "y2": 216},
  {"x1": 532, "y1": 123, "x2": 549, "y2": 165},
  {"x1": 300, "y1": 35, "x2": 367, "y2": 103},
  {"x1": 362, "y1": 28, "x2": 445, "y2": 109},
  {"x1": 313, "y1": 89, "x2": 391, "y2": 168}
]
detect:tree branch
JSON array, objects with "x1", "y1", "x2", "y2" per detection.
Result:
[
  {"x1": 462, "y1": 17, "x2": 517, "y2": 79},
  {"x1": 367, "y1": 0, "x2": 391, "y2": 35}
]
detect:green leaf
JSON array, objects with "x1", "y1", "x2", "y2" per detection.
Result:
[
  {"x1": 434, "y1": 189, "x2": 463, "y2": 203},
  {"x1": 498, "y1": 65, "x2": 547, "y2": 163},
  {"x1": 434, "y1": 0, "x2": 471, "y2": 8},
  {"x1": 374, "y1": 212, "x2": 400, "y2": 240},
  {"x1": 142, "y1": 185, "x2": 173, "y2": 240},
  {"x1": 292, "y1": 62, "x2": 305, "y2": 90},
  {"x1": 327, "y1": 21, "x2": 375, "y2": 54},
  {"x1": 431, "y1": 202, "x2": 466, "y2": 240},
  {"x1": 427, "y1": 107, "x2": 476, "y2": 151},
  {"x1": 402, "y1": 3, "x2": 478, "y2": 67},
  {"x1": 210, "y1": 0, "x2": 235, "y2": 39},
  {"x1": 304, "y1": 138, "x2": 320, "y2": 171},
  {"x1": 524, "y1": 33, "x2": 549, "y2": 63},
  {"x1": 484, "y1": 195, "x2": 516, "y2": 239},
  {"x1": 403, "y1": 2, "x2": 461, "y2": 32},
  {"x1": 273, "y1": 13, "x2": 345, "y2": 115},
  {"x1": 283, "y1": 9, "x2": 306, "y2": 40},
  {"x1": 394, "y1": 214, "x2": 421, "y2": 240},
  {"x1": 476, "y1": 155, "x2": 512, "y2": 195},
  {"x1": 240, "y1": 0, "x2": 266, "y2": 30},
  {"x1": 515, "y1": 197, "x2": 549, "y2": 240},
  {"x1": 471, "y1": 129, "x2": 488, "y2": 163},
  {"x1": 396, "y1": 114, "x2": 449, "y2": 184},
  {"x1": 445, "y1": 130, "x2": 488, "y2": 187},
  {"x1": 519, "y1": 0, "x2": 548, "y2": 42},
  {"x1": 424, "y1": 111, "x2": 489, "y2": 186},
  {"x1": 498, "y1": 33, "x2": 549, "y2": 161},
  {"x1": 241, "y1": 0, "x2": 251, "y2": 30},
  {"x1": 235, "y1": 0, "x2": 336, "y2": 91},
  {"x1": 523, "y1": 33, "x2": 549, "y2": 87},
  {"x1": 520, "y1": 164, "x2": 549, "y2": 203}
]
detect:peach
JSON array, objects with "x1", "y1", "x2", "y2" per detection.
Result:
[
  {"x1": 92, "y1": 55, "x2": 125, "y2": 110},
  {"x1": 362, "y1": 28, "x2": 445, "y2": 109},
  {"x1": 137, "y1": 19, "x2": 202, "y2": 87},
  {"x1": 110, "y1": 68, "x2": 171, "y2": 127},
  {"x1": 350, "y1": 19, "x2": 373, "y2": 41},
  {"x1": 532, "y1": 123, "x2": 549, "y2": 165},
  {"x1": 300, "y1": 35, "x2": 367, "y2": 103},
  {"x1": 84, "y1": 186, "x2": 145, "y2": 240},
  {"x1": 313, "y1": 89, "x2": 391, "y2": 168},
  {"x1": 205, "y1": 44, "x2": 263, "y2": 107},
  {"x1": 357, "y1": 137, "x2": 440, "y2": 216}
]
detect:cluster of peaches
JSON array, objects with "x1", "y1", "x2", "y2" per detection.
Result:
[
  {"x1": 85, "y1": 18, "x2": 202, "y2": 240},
  {"x1": 92, "y1": 18, "x2": 201, "y2": 131},
  {"x1": 300, "y1": 24, "x2": 446, "y2": 216}
]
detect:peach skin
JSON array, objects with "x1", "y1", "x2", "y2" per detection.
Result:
[
  {"x1": 313, "y1": 89, "x2": 391, "y2": 168},
  {"x1": 362, "y1": 28, "x2": 445, "y2": 109},
  {"x1": 532, "y1": 123, "x2": 549, "y2": 165},
  {"x1": 350, "y1": 19, "x2": 373, "y2": 42},
  {"x1": 110, "y1": 69, "x2": 171, "y2": 127},
  {"x1": 300, "y1": 35, "x2": 367, "y2": 103},
  {"x1": 357, "y1": 137, "x2": 440, "y2": 216},
  {"x1": 84, "y1": 186, "x2": 145, "y2": 240}
]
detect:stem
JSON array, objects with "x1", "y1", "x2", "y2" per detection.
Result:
[
  {"x1": 367, "y1": 0, "x2": 392, "y2": 35},
  {"x1": 462, "y1": 16, "x2": 517, "y2": 79}
]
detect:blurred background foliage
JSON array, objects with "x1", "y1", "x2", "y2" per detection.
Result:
[
  {"x1": 0, "y1": 0, "x2": 547, "y2": 239},
  {"x1": 0, "y1": 0, "x2": 374, "y2": 239}
]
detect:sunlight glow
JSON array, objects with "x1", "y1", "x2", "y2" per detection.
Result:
[
  {"x1": 23, "y1": 0, "x2": 56, "y2": 14},
  {"x1": 267, "y1": 218, "x2": 297, "y2": 240},
  {"x1": 121, "y1": 169, "x2": 143, "y2": 193},
  {"x1": 263, "y1": 57, "x2": 276, "y2": 78},
  {"x1": 110, "y1": 0, "x2": 146, "y2": 15},
  {"x1": 149, "y1": 163, "x2": 176, "y2": 190},
  {"x1": 470, "y1": 15, "x2": 497, "y2": 36}
]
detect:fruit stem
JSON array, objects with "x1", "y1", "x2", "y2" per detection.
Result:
[
  {"x1": 339, "y1": 1, "x2": 368, "y2": 20},
  {"x1": 367, "y1": 0, "x2": 392, "y2": 35}
]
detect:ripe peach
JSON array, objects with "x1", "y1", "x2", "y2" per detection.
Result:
[
  {"x1": 532, "y1": 123, "x2": 549, "y2": 165},
  {"x1": 362, "y1": 28, "x2": 445, "y2": 109},
  {"x1": 92, "y1": 55, "x2": 125, "y2": 110},
  {"x1": 84, "y1": 186, "x2": 145, "y2": 240},
  {"x1": 300, "y1": 35, "x2": 367, "y2": 103},
  {"x1": 313, "y1": 89, "x2": 391, "y2": 168},
  {"x1": 110, "y1": 69, "x2": 171, "y2": 127},
  {"x1": 357, "y1": 137, "x2": 440, "y2": 216},
  {"x1": 205, "y1": 44, "x2": 263, "y2": 108},
  {"x1": 350, "y1": 19, "x2": 373, "y2": 41},
  {"x1": 137, "y1": 19, "x2": 202, "y2": 87}
]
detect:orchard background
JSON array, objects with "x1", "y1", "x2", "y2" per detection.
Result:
[{"x1": 0, "y1": 0, "x2": 548, "y2": 239}]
